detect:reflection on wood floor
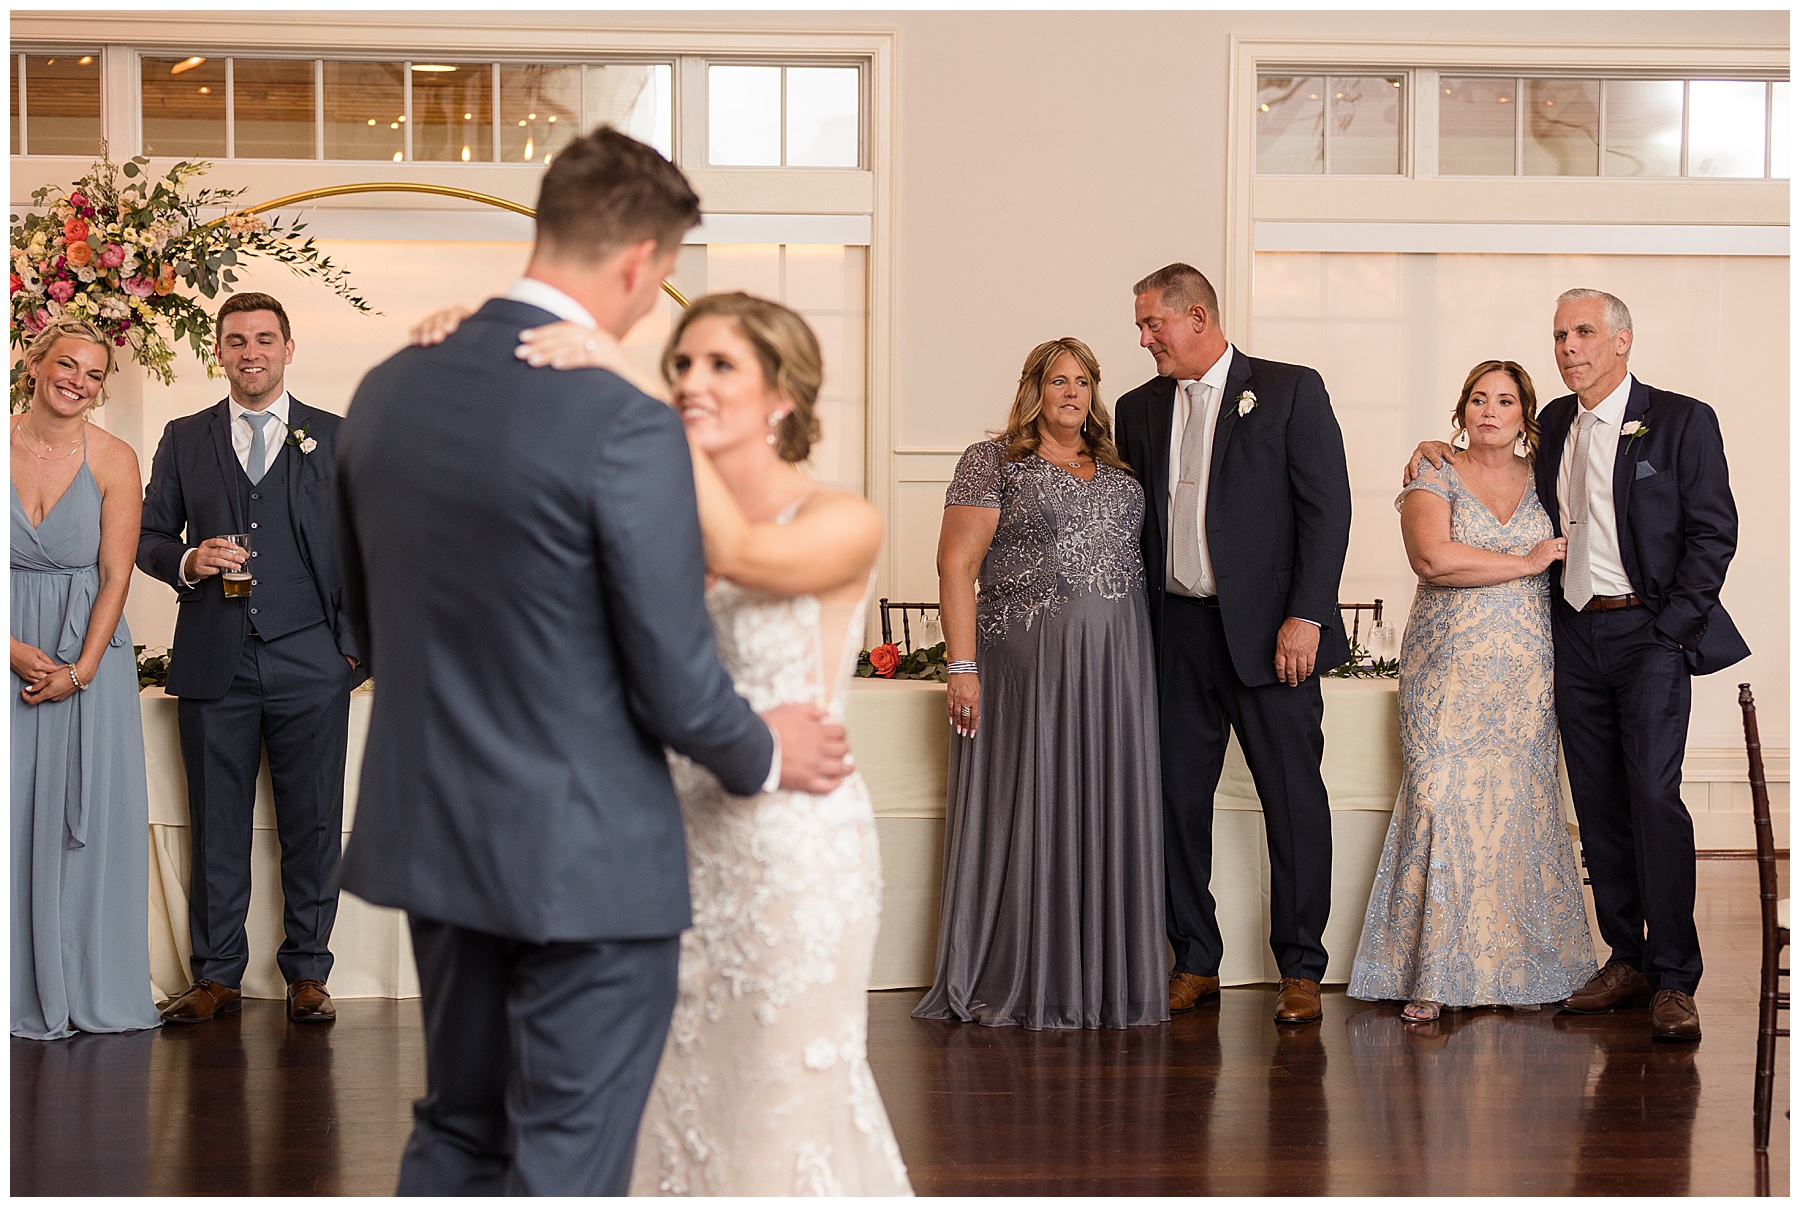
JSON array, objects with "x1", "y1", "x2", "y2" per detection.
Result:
[{"x1": 11, "y1": 860, "x2": 1787, "y2": 1196}]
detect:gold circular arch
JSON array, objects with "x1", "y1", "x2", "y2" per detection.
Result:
[{"x1": 222, "y1": 182, "x2": 692, "y2": 307}]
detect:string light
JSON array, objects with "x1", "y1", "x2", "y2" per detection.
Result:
[
  {"x1": 461, "y1": 145, "x2": 471, "y2": 162},
  {"x1": 170, "y1": 56, "x2": 206, "y2": 75}
]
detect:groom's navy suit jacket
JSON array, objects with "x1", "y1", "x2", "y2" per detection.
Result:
[
  {"x1": 1116, "y1": 353, "x2": 1353, "y2": 686},
  {"x1": 1535, "y1": 377, "x2": 1749, "y2": 676},
  {"x1": 138, "y1": 396, "x2": 360, "y2": 699},
  {"x1": 334, "y1": 297, "x2": 774, "y2": 944}
]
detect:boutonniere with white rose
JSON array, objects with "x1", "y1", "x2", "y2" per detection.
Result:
[
  {"x1": 1620, "y1": 419, "x2": 1648, "y2": 446},
  {"x1": 1236, "y1": 389, "x2": 1257, "y2": 418},
  {"x1": 284, "y1": 422, "x2": 318, "y2": 455}
]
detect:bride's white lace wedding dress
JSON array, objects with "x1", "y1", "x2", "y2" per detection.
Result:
[{"x1": 630, "y1": 538, "x2": 913, "y2": 1196}]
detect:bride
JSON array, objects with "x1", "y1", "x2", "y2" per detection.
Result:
[{"x1": 418, "y1": 292, "x2": 911, "y2": 1196}]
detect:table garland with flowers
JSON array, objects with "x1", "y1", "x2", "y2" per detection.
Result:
[{"x1": 9, "y1": 152, "x2": 371, "y2": 409}]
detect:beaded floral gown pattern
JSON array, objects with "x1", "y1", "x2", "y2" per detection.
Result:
[
  {"x1": 629, "y1": 516, "x2": 910, "y2": 1196},
  {"x1": 1348, "y1": 459, "x2": 1597, "y2": 1007}
]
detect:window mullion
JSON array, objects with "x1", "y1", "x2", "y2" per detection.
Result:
[
  {"x1": 1679, "y1": 80, "x2": 1691, "y2": 176},
  {"x1": 313, "y1": 59, "x2": 323, "y2": 160},
  {"x1": 492, "y1": 62, "x2": 501, "y2": 164},
  {"x1": 1514, "y1": 76, "x2": 1523, "y2": 176},
  {"x1": 17, "y1": 53, "x2": 27, "y2": 155},
  {"x1": 225, "y1": 57, "x2": 235, "y2": 159}
]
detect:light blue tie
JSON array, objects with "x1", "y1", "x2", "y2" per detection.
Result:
[{"x1": 244, "y1": 411, "x2": 276, "y2": 485}]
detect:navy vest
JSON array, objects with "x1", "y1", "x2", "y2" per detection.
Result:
[{"x1": 233, "y1": 446, "x2": 327, "y2": 641}]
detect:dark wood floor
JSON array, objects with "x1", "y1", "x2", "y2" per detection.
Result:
[{"x1": 13, "y1": 860, "x2": 1787, "y2": 1196}]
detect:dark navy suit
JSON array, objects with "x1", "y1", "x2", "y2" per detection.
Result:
[
  {"x1": 138, "y1": 396, "x2": 363, "y2": 990},
  {"x1": 335, "y1": 297, "x2": 774, "y2": 1195},
  {"x1": 1537, "y1": 377, "x2": 1748, "y2": 994},
  {"x1": 1116, "y1": 352, "x2": 1352, "y2": 983}
]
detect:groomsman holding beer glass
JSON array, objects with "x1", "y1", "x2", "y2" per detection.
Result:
[{"x1": 138, "y1": 292, "x2": 364, "y2": 1025}]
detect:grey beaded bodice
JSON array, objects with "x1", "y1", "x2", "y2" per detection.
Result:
[{"x1": 946, "y1": 438, "x2": 1146, "y2": 648}]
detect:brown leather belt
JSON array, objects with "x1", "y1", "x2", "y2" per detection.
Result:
[{"x1": 1582, "y1": 594, "x2": 1643, "y2": 612}]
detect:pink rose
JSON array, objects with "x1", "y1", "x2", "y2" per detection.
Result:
[
  {"x1": 23, "y1": 307, "x2": 50, "y2": 334},
  {"x1": 97, "y1": 243, "x2": 125, "y2": 269},
  {"x1": 122, "y1": 275, "x2": 156, "y2": 298},
  {"x1": 68, "y1": 191, "x2": 88, "y2": 208},
  {"x1": 47, "y1": 280, "x2": 74, "y2": 303}
]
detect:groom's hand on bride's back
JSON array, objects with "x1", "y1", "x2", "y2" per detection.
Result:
[{"x1": 762, "y1": 703, "x2": 852, "y2": 795}]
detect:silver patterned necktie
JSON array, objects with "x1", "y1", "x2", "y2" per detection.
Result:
[
  {"x1": 1562, "y1": 409, "x2": 1600, "y2": 611},
  {"x1": 1171, "y1": 381, "x2": 1209, "y2": 592},
  {"x1": 244, "y1": 411, "x2": 276, "y2": 486}
]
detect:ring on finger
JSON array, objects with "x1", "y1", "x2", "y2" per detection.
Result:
[{"x1": 584, "y1": 338, "x2": 597, "y2": 352}]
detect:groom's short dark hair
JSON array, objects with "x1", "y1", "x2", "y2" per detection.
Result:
[{"x1": 534, "y1": 127, "x2": 700, "y2": 262}]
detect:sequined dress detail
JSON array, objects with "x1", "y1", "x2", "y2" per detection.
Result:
[
  {"x1": 1348, "y1": 459, "x2": 1596, "y2": 1006},
  {"x1": 629, "y1": 503, "x2": 911, "y2": 1196}
]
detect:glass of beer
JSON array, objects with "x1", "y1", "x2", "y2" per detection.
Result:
[{"x1": 221, "y1": 533, "x2": 253, "y2": 599}]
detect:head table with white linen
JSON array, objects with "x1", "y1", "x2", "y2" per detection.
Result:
[{"x1": 141, "y1": 677, "x2": 1406, "y2": 1001}]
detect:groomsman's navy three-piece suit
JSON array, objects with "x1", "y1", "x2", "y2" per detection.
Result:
[{"x1": 138, "y1": 394, "x2": 364, "y2": 991}]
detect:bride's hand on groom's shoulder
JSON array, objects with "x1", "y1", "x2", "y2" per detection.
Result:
[
  {"x1": 409, "y1": 304, "x2": 475, "y2": 346},
  {"x1": 516, "y1": 323, "x2": 667, "y2": 400}
]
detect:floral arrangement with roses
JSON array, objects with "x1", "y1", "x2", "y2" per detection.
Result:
[
  {"x1": 10, "y1": 152, "x2": 370, "y2": 410},
  {"x1": 855, "y1": 640, "x2": 950, "y2": 682}
]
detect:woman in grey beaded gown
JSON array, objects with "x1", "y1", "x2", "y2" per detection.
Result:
[
  {"x1": 913, "y1": 337, "x2": 1167, "y2": 1030},
  {"x1": 1348, "y1": 360, "x2": 1596, "y2": 1022}
]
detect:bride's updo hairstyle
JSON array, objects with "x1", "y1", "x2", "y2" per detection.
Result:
[
  {"x1": 1451, "y1": 358, "x2": 1540, "y2": 453},
  {"x1": 16, "y1": 316, "x2": 117, "y2": 412},
  {"x1": 663, "y1": 292, "x2": 823, "y2": 463}
]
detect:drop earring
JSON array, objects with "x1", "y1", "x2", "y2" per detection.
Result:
[
  {"x1": 1514, "y1": 434, "x2": 1530, "y2": 458},
  {"x1": 1452, "y1": 428, "x2": 1470, "y2": 450},
  {"x1": 766, "y1": 409, "x2": 784, "y2": 446}
]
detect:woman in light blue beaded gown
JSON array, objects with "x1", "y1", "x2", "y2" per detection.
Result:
[
  {"x1": 1349, "y1": 360, "x2": 1596, "y2": 1023},
  {"x1": 11, "y1": 318, "x2": 159, "y2": 1040}
]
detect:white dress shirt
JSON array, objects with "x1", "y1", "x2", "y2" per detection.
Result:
[
  {"x1": 176, "y1": 391, "x2": 291, "y2": 587},
  {"x1": 1556, "y1": 372, "x2": 1636, "y2": 598},
  {"x1": 503, "y1": 278, "x2": 784, "y2": 792},
  {"x1": 1165, "y1": 345, "x2": 1235, "y2": 598},
  {"x1": 506, "y1": 277, "x2": 598, "y2": 328}
]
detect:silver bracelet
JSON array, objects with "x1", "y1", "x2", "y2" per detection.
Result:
[
  {"x1": 946, "y1": 660, "x2": 978, "y2": 676},
  {"x1": 68, "y1": 666, "x2": 87, "y2": 691}
]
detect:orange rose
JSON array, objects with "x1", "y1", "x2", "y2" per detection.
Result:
[
  {"x1": 868, "y1": 643, "x2": 900, "y2": 678},
  {"x1": 64, "y1": 240, "x2": 94, "y2": 267},
  {"x1": 155, "y1": 265, "x2": 177, "y2": 295},
  {"x1": 63, "y1": 216, "x2": 90, "y2": 244}
]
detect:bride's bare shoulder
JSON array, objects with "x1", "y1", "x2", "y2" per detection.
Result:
[{"x1": 790, "y1": 486, "x2": 882, "y2": 537}]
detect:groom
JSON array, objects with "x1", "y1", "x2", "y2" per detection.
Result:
[{"x1": 334, "y1": 128, "x2": 852, "y2": 1195}]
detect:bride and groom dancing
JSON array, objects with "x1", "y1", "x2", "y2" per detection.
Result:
[{"x1": 333, "y1": 128, "x2": 911, "y2": 1195}]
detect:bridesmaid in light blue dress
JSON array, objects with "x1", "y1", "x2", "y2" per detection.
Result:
[
  {"x1": 1349, "y1": 360, "x2": 1596, "y2": 1022},
  {"x1": 11, "y1": 319, "x2": 159, "y2": 1040}
]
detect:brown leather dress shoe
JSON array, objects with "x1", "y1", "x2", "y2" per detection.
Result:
[
  {"x1": 1274, "y1": 977, "x2": 1323, "y2": 1023},
  {"x1": 1562, "y1": 960, "x2": 1651, "y2": 1013},
  {"x1": 287, "y1": 979, "x2": 337, "y2": 1023},
  {"x1": 1649, "y1": 989, "x2": 1701, "y2": 1042},
  {"x1": 159, "y1": 978, "x2": 242, "y2": 1024},
  {"x1": 1169, "y1": 972, "x2": 1221, "y2": 1012}
]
